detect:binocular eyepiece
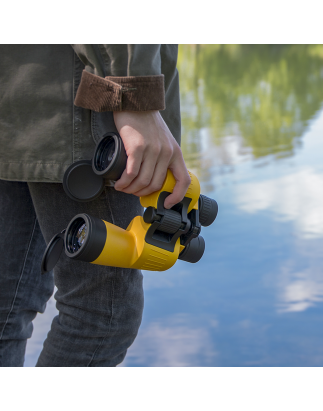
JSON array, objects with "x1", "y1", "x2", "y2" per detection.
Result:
[{"x1": 92, "y1": 133, "x2": 128, "y2": 180}]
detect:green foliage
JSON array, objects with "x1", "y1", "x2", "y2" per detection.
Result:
[{"x1": 178, "y1": 45, "x2": 323, "y2": 162}]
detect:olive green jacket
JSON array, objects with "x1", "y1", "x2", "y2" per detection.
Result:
[{"x1": 0, "y1": 45, "x2": 181, "y2": 183}]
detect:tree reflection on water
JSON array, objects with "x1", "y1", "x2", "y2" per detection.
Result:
[{"x1": 178, "y1": 44, "x2": 323, "y2": 174}]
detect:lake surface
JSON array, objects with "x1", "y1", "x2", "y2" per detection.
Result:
[{"x1": 25, "y1": 45, "x2": 323, "y2": 366}]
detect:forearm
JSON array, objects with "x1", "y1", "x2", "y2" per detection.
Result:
[{"x1": 71, "y1": 45, "x2": 188, "y2": 207}]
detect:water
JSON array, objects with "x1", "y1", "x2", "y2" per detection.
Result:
[{"x1": 25, "y1": 45, "x2": 323, "y2": 366}]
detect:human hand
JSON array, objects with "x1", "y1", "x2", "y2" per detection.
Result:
[{"x1": 113, "y1": 110, "x2": 191, "y2": 209}]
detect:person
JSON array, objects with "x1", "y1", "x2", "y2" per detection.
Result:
[{"x1": 0, "y1": 45, "x2": 190, "y2": 366}]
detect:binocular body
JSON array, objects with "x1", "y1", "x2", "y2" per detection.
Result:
[
  {"x1": 95, "y1": 216, "x2": 180, "y2": 270},
  {"x1": 41, "y1": 133, "x2": 218, "y2": 274},
  {"x1": 65, "y1": 169, "x2": 203, "y2": 271},
  {"x1": 67, "y1": 214, "x2": 181, "y2": 271}
]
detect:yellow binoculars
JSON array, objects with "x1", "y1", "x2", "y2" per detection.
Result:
[{"x1": 41, "y1": 133, "x2": 218, "y2": 274}]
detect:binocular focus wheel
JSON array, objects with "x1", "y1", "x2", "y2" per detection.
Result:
[{"x1": 63, "y1": 160, "x2": 105, "y2": 202}]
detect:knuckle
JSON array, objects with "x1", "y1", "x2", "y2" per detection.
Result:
[
  {"x1": 151, "y1": 144, "x2": 161, "y2": 157},
  {"x1": 138, "y1": 142, "x2": 147, "y2": 152},
  {"x1": 150, "y1": 181, "x2": 163, "y2": 192},
  {"x1": 172, "y1": 195, "x2": 183, "y2": 205},
  {"x1": 127, "y1": 169, "x2": 138, "y2": 179},
  {"x1": 135, "y1": 188, "x2": 147, "y2": 196},
  {"x1": 173, "y1": 144, "x2": 182, "y2": 155},
  {"x1": 185, "y1": 174, "x2": 191, "y2": 186},
  {"x1": 163, "y1": 144, "x2": 173, "y2": 159},
  {"x1": 130, "y1": 143, "x2": 145, "y2": 155},
  {"x1": 121, "y1": 187, "x2": 132, "y2": 194},
  {"x1": 140, "y1": 177, "x2": 152, "y2": 187}
]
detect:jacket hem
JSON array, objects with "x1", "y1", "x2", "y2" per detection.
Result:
[{"x1": 0, "y1": 162, "x2": 71, "y2": 183}]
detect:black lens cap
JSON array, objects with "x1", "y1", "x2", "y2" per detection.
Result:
[
  {"x1": 63, "y1": 160, "x2": 105, "y2": 202},
  {"x1": 41, "y1": 230, "x2": 65, "y2": 274}
]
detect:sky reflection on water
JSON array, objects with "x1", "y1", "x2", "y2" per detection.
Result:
[{"x1": 25, "y1": 45, "x2": 323, "y2": 367}]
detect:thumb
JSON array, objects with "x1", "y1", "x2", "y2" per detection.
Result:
[{"x1": 164, "y1": 162, "x2": 191, "y2": 209}]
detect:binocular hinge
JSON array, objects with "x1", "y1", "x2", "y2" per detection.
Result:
[{"x1": 143, "y1": 192, "x2": 201, "y2": 253}]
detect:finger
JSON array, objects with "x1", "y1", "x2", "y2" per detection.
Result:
[
  {"x1": 114, "y1": 151, "x2": 143, "y2": 191},
  {"x1": 164, "y1": 161, "x2": 191, "y2": 209},
  {"x1": 119, "y1": 152, "x2": 159, "y2": 194},
  {"x1": 133, "y1": 157, "x2": 169, "y2": 197}
]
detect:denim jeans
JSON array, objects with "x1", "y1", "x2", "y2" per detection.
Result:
[{"x1": 0, "y1": 179, "x2": 144, "y2": 366}]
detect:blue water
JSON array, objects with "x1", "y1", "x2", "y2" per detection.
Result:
[
  {"x1": 25, "y1": 46, "x2": 323, "y2": 366},
  {"x1": 121, "y1": 108, "x2": 323, "y2": 367}
]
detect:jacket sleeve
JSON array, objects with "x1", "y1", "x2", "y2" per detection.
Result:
[{"x1": 71, "y1": 45, "x2": 165, "y2": 112}]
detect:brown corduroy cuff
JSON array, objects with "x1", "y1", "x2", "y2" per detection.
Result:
[{"x1": 74, "y1": 70, "x2": 165, "y2": 112}]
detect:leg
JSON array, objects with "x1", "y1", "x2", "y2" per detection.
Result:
[
  {"x1": 28, "y1": 182, "x2": 144, "y2": 367},
  {"x1": 0, "y1": 180, "x2": 54, "y2": 367}
]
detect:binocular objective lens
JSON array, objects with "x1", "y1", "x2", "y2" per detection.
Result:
[
  {"x1": 66, "y1": 218, "x2": 88, "y2": 254},
  {"x1": 76, "y1": 223, "x2": 87, "y2": 249},
  {"x1": 95, "y1": 138, "x2": 116, "y2": 172}
]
